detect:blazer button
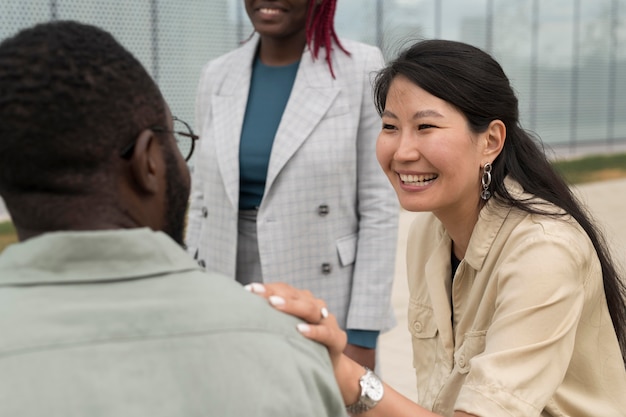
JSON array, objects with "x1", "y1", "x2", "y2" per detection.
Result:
[
  {"x1": 412, "y1": 321, "x2": 423, "y2": 333},
  {"x1": 317, "y1": 204, "x2": 329, "y2": 216},
  {"x1": 321, "y1": 263, "x2": 332, "y2": 274},
  {"x1": 198, "y1": 259, "x2": 206, "y2": 268},
  {"x1": 201, "y1": 207, "x2": 208, "y2": 218}
]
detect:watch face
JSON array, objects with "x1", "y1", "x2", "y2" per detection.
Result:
[
  {"x1": 346, "y1": 369, "x2": 385, "y2": 413},
  {"x1": 363, "y1": 371, "x2": 384, "y2": 402}
]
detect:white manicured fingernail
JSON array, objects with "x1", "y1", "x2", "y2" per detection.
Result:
[
  {"x1": 269, "y1": 295, "x2": 285, "y2": 306},
  {"x1": 244, "y1": 283, "x2": 266, "y2": 293},
  {"x1": 297, "y1": 323, "x2": 311, "y2": 333}
]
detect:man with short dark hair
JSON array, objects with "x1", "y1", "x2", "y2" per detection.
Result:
[{"x1": 0, "y1": 20, "x2": 346, "y2": 416}]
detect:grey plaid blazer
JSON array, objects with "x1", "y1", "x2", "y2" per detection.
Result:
[{"x1": 186, "y1": 35, "x2": 399, "y2": 332}]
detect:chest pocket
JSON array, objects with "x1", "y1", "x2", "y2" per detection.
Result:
[
  {"x1": 454, "y1": 330, "x2": 487, "y2": 374},
  {"x1": 408, "y1": 302, "x2": 440, "y2": 405},
  {"x1": 409, "y1": 304, "x2": 438, "y2": 339}
]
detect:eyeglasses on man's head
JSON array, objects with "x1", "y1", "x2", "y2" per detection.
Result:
[{"x1": 120, "y1": 116, "x2": 199, "y2": 162}]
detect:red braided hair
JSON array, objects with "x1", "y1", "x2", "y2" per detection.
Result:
[{"x1": 305, "y1": 0, "x2": 350, "y2": 78}]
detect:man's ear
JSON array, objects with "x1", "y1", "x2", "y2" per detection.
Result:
[
  {"x1": 128, "y1": 129, "x2": 161, "y2": 194},
  {"x1": 483, "y1": 119, "x2": 506, "y2": 160}
]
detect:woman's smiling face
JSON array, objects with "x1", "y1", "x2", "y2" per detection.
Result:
[
  {"x1": 376, "y1": 75, "x2": 487, "y2": 222},
  {"x1": 244, "y1": 0, "x2": 310, "y2": 41}
]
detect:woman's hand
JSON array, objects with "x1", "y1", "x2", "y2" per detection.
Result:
[
  {"x1": 244, "y1": 283, "x2": 457, "y2": 417},
  {"x1": 246, "y1": 283, "x2": 376, "y2": 368},
  {"x1": 244, "y1": 282, "x2": 348, "y2": 366},
  {"x1": 245, "y1": 282, "x2": 369, "y2": 406}
]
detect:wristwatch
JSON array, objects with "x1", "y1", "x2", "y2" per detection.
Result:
[{"x1": 345, "y1": 367, "x2": 384, "y2": 414}]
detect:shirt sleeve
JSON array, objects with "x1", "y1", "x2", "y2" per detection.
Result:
[{"x1": 347, "y1": 329, "x2": 380, "y2": 349}]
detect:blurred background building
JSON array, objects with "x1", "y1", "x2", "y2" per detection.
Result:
[{"x1": 1, "y1": 0, "x2": 626, "y2": 159}]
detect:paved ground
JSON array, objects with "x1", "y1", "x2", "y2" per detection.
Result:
[{"x1": 378, "y1": 177, "x2": 626, "y2": 401}]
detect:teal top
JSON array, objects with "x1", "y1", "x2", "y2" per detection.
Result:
[
  {"x1": 238, "y1": 56, "x2": 379, "y2": 349},
  {"x1": 0, "y1": 229, "x2": 346, "y2": 417},
  {"x1": 239, "y1": 56, "x2": 299, "y2": 210},
  {"x1": 347, "y1": 329, "x2": 379, "y2": 349}
]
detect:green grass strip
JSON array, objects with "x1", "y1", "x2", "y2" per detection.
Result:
[
  {"x1": 0, "y1": 220, "x2": 15, "y2": 236},
  {"x1": 553, "y1": 153, "x2": 626, "y2": 184}
]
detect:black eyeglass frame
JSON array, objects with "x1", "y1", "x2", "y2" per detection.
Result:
[{"x1": 119, "y1": 116, "x2": 199, "y2": 162}]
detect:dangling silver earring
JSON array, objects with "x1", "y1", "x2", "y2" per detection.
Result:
[{"x1": 480, "y1": 162, "x2": 492, "y2": 201}]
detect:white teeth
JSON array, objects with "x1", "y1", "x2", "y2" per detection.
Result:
[
  {"x1": 259, "y1": 8, "x2": 280, "y2": 14},
  {"x1": 399, "y1": 173, "x2": 437, "y2": 185}
]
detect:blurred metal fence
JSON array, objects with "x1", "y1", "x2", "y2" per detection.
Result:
[{"x1": 1, "y1": 0, "x2": 625, "y2": 163}]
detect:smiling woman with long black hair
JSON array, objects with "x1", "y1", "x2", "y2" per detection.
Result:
[{"x1": 248, "y1": 39, "x2": 626, "y2": 417}]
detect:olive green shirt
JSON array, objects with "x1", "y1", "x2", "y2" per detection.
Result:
[{"x1": 0, "y1": 229, "x2": 346, "y2": 417}]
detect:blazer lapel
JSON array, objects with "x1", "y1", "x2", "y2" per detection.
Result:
[
  {"x1": 265, "y1": 50, "x2": 340, "y2": 192},
  {"x1": 211, "y1": 39, "x2": 258, "y2": 209}
]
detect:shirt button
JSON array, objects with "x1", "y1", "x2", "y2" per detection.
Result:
[
  {"x1": 198, "y1": 259, "x2": 206, "y2": 268},
  {"x1": 458, "y1": 354, "x2": 466, "y2": 368},
  {"x1": 413, "y1": 321, "x2": 423, "y2": 333},
  {"x1": 201, "y1": 207, "x2": 208, "y2": 218},
  {"x1": 317, "y1": 204, "x2": 329, "y2": 216},
  {"x1": 321, "y1": 263, "x2": 332, "y2": 274}
]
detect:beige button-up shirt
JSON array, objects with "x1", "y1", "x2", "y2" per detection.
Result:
[{"x1": 406, "y1": 179, "x2": 626, "y2": 416}]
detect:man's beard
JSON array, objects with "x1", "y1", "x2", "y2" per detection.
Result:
[{"x1": 162, "y1": 150, "x2": 190, "y2": 246}]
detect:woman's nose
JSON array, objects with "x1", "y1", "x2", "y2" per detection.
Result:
[{"x1": 394, "y1": 132, "x2": 420, "y2": 162}]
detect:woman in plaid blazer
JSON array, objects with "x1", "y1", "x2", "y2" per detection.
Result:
[{"x1": 185, "y1": 0, "x2": 398, "y2": 369}]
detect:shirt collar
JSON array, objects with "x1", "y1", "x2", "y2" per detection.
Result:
[
  {"x1": 463, "y1": 177, "x2": 526, "y2": 271},
  {"x1": 0, "y1": 228, "x2": 202, "y2": 286}
]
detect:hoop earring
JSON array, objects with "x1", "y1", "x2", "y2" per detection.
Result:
[{"x1": 480, "y1": 162, "x2": 492, "y2": 201}]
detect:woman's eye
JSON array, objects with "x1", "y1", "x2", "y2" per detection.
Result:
[
  {"x1": 382, "y1": 123, "x2": 396, "y2": 130},
  {"x1": 418, "y1": 124, "x2": 436, "y2": 130}
]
